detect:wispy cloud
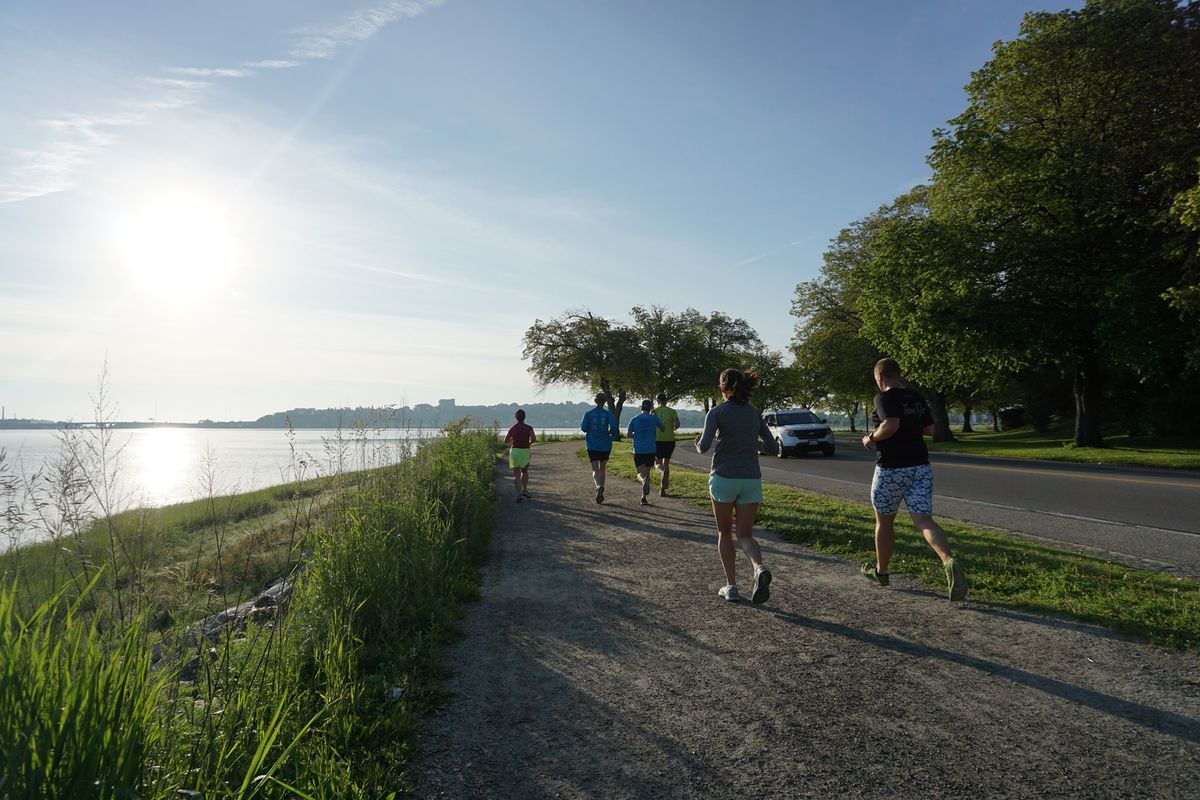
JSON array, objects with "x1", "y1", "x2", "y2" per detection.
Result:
[
  {"x1": 735, "y1": 240, "x2": 809, "y2": 267},
  {"x1": 167, "y1": 66, "x2": 253, "y2": 78},
  {"x1": 135, "y1": 77, "x2": 213, "y2": 110},
  {"x1": 0, "y1": 1, "x2": 445, "y2": 203},
  {"x1": 0, "y1": 114, "x2": 142, "y2": 203},
  {"x1": 289, "y1": 0, "x2": 444, "y2": 59},
  {"x1": 244, "y1": 59, "x2": 301, "y2": 70}
]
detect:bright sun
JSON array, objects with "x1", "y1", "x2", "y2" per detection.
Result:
[{"x1": 115, "y1": 193, "x2": 238, "y2": 299}]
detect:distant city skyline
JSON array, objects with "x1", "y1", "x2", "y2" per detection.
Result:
[{"x1": 1, "y1": 1, "x2": 1079, "y2": 420}]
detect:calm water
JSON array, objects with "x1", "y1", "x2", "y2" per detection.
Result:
[{"x1": 0, "y1": 427, "x2": 453, "y2": 548}]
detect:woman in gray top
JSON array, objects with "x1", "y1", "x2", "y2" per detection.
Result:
[{"x1": 694, "y1": 367, "x2": 777, "y2": 603}]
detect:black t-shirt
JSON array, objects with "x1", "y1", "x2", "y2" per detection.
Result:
[{"x1": 871, "y1": 387, "x2": 933, "y2": 468}]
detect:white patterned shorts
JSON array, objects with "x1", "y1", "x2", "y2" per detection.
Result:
[{"x1": 870, "y1": 464, "x2": 934, "y2": 515}]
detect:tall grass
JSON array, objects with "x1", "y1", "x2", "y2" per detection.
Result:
[{"x1": 0, "y1": 422, "x2": 499, "y2": 798}]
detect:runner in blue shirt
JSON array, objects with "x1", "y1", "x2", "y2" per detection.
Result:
[
  {"x1": 580, "y1": 392, "x2": 619, "y2": 504},
  {"x1": 627, "y1": 399, "x2": 665, "y2": 506}
]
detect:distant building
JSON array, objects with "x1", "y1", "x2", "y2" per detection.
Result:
[{"x1": 438, "y1": 398, "x2": 455, "y2": 409}]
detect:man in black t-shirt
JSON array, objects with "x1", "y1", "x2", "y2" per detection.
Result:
[{"x1": 859, "y1": 358, "x2": 968, "y2": 601}]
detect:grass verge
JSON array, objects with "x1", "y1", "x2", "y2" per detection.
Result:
[
  {"x1": 1, "y1": 425, "x2": 499, "y2": 798},
  {"x1": 597, "y1": 442, "x2": 1200, "y2": 652},
  {"x1": 920, "y1": 425, "x2": 1200, "y2": 470}
]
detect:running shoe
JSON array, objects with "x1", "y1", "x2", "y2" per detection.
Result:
[
  {"x1": 718, "y1": 584, "x2": 740, "y2": 602},
  {"x1": 640, "y1": 496, "x2": 649, "y2": 506},
  {"x1": 945, "y1": 557, "x2": 968, "y2": 601},
  {"x1": 860, "y1": 562, "x2": 889, "y2": 587},
  {"x1": 595, "y1": 486, "x2": 604, "y2": 504},
  {"x1": 659, "y1": 488, "x2": 668, "y2": 497},
  {"x1": 751, "y1": 565, "x2": 772, "y2": 604},
  {"x1": 522, "y1": 491, "x2": 531, "y2": 499},
  {"x1": 515, "y1": 496, "x2": 523, "y2": 503}
]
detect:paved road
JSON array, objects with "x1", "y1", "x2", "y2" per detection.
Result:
[{"x1": 671, "y1": 434, "x2": 1200, "y2": 578}]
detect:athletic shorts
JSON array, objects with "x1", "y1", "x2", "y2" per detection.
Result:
[
  {"x1": 655, "y1": 441, "x2": 676, "y2": 459},
  {"x1": 870, "y1": 464, "x2": 934, "y2": 515},
  {"x1": 633, "y1": 452, "x2": 656, "y2": 468},
  {"x1": 509, "y1": 448, "x2": 530, "y2": 469},
  {"x1": 587, "y1": 449, "x2": 611, "y2": 463},
  {"x1": 708, "y1": 475, "x2": 763, "y2": 505}
]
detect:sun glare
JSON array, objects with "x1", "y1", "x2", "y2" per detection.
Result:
[{"x1": 115, "y1": 193, "x2": 238, "y2": 300}]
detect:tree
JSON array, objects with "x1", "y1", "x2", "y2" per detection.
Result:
[
  {"x1": 790, "y1": 277, "x2": 881, "y2": 431},
  {"x1": 522, "y1": 310, "x2": 647, "y2": 428},
  {"x1": 928, "y1": 0, "x2": 1200, "y2": 446},
  {"x1": 680, "y1": 311, "x2": 766, "y2": 411}
]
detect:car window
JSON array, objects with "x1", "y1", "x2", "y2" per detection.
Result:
[
  {"x1": 777, "y1": 412, "x2": 818, "y2": 426},
  {"x1": 764, "y1": 414, "x2": 775, "y2": 426}
]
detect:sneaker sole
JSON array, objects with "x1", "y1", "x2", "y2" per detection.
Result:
[{"x1": 751, "y1": 570, "x2": 772, "y2": 604}]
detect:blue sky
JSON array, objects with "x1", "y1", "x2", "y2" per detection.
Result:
[{"x1": 1, "y1": 0, "x2": 1074, "y2": 421}]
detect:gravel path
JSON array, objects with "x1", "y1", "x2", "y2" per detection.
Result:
[{"x1": 408, "y1": 442, "x2": 1200, "y2": 799}]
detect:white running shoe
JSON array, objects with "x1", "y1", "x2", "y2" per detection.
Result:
[{"x1": 718, "y1": 584, "x2": 740, "y2": 602}]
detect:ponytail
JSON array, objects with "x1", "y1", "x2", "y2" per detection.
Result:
[{"x1": 719, "y1": 367, "x2": 760, "y2": 403}]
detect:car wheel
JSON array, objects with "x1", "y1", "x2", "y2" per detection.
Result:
[
  {"x1": 775, "y1": 438, "x2": 788, "y2": 458},
  {"x1": 822, "y1": 445, "x2": 835, "y2": 457}
]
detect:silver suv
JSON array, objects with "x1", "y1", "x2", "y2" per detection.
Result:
[{"x1": 762, "y1": 408, "x2": 835, "y2": 458}]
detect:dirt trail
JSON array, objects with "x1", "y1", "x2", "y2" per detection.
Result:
[{"x1": 409, "y1": 442, "x2": 1200, "y2": 799}]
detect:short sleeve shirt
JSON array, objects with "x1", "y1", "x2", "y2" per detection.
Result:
[
  {"x1": 653, "y1": 406, "x2": 679, "y2": 441},
  {"x1": 627, "y1": 412, "x2": 665, "y2": 454},
  {"x1": 581, "y1": 406, "x2": 618, "y2": 452},
  {"x1": 506, "y1": 422, "x2": 534, "y2": 449},
  {"x1": 871, "y1": 387, "x2": 933, "y2": 468}
]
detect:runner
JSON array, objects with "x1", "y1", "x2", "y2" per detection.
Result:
[
  {"x1": 627, "y1": 399, "x2": 665, "y2": 506},
  {"x1": 653, "y1": 392, "x2": 681, "y2": 496},
  {"x1": 504, "y1": 409, "x2": 535, "y2": 503},
  {"x1": 580, "y1": 392, "x2": 619, "y2": 504},
  {"x1": 860, "y1": 357, "x2": 968, "y2": 601},
  {"x1": 694, "y1": 368, "x2": 777, "y2": 603}
]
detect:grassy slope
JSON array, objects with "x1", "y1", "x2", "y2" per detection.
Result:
[
  {"x1": 1, "y1": 429, "x2": 500, "y2": 799},
  {"x1": 599, "y1": 442, "x2": 1200, "y2": 652}
]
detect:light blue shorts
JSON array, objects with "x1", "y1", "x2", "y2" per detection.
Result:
[
  {"x1": 708, "y1": 475, "x2": 763, "y2": 505},
  {"x1": 871, "y1": 464, "x2": 934, "y2": 515}
]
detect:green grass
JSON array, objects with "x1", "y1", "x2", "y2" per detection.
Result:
[
  {"x1": 921, "y1": 424, "x2": 1200, "y2": 469},
  {"x1": 0, "y1": 426, "x2": 500, "y2": 798},
  {"x1": 598, "y1": 442, "x2": 1200, "y2": 651}
]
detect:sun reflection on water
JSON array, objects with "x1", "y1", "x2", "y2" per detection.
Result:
[{"x1": 124, "y1": 427, "x2": 198, "y2": 507}]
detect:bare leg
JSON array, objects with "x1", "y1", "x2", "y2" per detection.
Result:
[
  {"x1": 512, "y1": 468, "x2": 522, "y2": 496},
  {"x1": 711, "y1": 500, "x2": 738, "y2": 585},
  {"x1": 591, "y1": 460, "x2": 606, "y2": 488},
  {"x1": 659, "y1": 458, "x2": 671, "y2": 492},
  {"x1": 520, "y1": 468, "x2": 529, "y2": 493},
  {"x1": 874, "y1": 511, "x2": 897, "y2": 572},
  {"x1": 733, "y1": 502, "x2": 763, "y2": 571},
  {"x1": 909, "y1": 512, "x2": 952, "y2": 562}
]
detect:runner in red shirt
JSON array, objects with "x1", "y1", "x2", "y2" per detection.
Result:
[{"x1": 505, "y1": 409, "x2": 536, "y2": 503}]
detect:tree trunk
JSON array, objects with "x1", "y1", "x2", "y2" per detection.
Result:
[
  {"x1": 961, "y1": 404, "x2": 974, "y2": 433},
  {"x1": 1073, "y1": 357, "x2": 1105, "y2": 448},
  {"x1": 929, "y1": 388, "x2": 956, "y2": 442},
  {"x1": 988, "y1": 405, "x2": 999, "y2": 432},
  {"x1": 846, "y1": 401, "x2": 859, "y2": 433}
]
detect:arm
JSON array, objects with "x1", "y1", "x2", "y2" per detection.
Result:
[
  {"x1": 530, "y1": 427, "x2": 537, "y2": 444},
  {"x1": 922, "y1": 423, "x2": 935, "y2": 437},
  {"x1": 695, "y1": 409, "x2": 718, "y2": 453},
  {"x1": 862, "y1": 417, "x2": 900, "y2": 449},
  {"x1": 759, "y1": 417, "x2": 778, "y2": 456}
]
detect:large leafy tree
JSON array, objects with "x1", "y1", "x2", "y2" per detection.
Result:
[
  {"x1": 928, "y1": 0, "x2": 1200, "y2": 446},
  {"x1": 522, "y1": 310, "x2": 647, "y2": 427}
]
